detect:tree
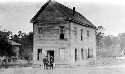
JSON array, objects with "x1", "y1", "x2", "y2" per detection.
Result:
[
  {"x1": 0, "y1": 31, "x2": 15, "y2": 57},
  {"x1": 0, "y1": 31, "x2": 16, "y2": 68},
  {"x1": 118, "y1": 33, "x2": 125, "y2": 52},
  {"x1": 21, "y1": 32, "x2": 33, "y2": 61},
  {"x1": 103, "y1": 35, "x2": 113, "y2": 49},
  {"x1": 14, "y1": 31, "x2": 33, "y2": 61},
  {"x1": 96, "y1": 26, "x2": 105, "y2": 56},
  {"x1": 12, "y1": 34, "x2": 20, "y2": 43},
  {"x1": 112, "y1": 36, "x2": 120, "y2": 45}
]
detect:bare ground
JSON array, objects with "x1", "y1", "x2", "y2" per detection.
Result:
[
  {"x1": 0, "y1": 64, "x2": 125, "y2": 74},
  {"x1": 0, "y1": 57, "x2": 125, "y2": 74}
]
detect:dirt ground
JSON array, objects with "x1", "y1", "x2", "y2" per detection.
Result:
[
  {"x1": 0, "y1": 57, "x2": 125, "y2": 74},
  {"x1": 0, "y1": 64, "x2": 125, "y2": 74}
]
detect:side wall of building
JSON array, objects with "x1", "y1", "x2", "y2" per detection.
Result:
[{"x1": 70, "y1": 22, "x2": 96, "y2": 66}]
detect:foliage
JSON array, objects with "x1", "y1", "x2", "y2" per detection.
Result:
[
  {"x1": 0, "y1": 27, "x2": 33, "y2": 62},
  {"x1": 96, "y1": 26, "x2": 121, "y2": 57},
  {"x1": 96, "y1": 26, "x2": 105, "y2": 56},
  {"x1": 12, "y1": 31, "x2": 33, "y2": 61},
  {"x1": 0, "y1": 31, "x2": 15, "y2": 57},
  {"x1": 118, "y1": 33, "x2": 125, "y2": 52}
]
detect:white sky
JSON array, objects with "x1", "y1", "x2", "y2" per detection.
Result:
[{"x1": 0, "y1": 0, "x2": 125, "y2": 36}]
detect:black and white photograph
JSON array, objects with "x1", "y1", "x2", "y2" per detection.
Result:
[{"x1": 0, "y1": 0, "x2": 125, "y2": 74}]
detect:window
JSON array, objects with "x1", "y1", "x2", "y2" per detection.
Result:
[
  {"x1": 37, "y1": 49, "x2": 42, "y2": 60},
  {"x1": 59, "y1": 26, "x2": 65, "y2": 39},
  {"x1": 81, "y1": 49, "x2": 84, "y2": 60},
  {"x1": 75, "y1": 49, "x2": 77, "y2": 61},
  {"x1": 87, "y1": 31, "x2": 89, "y2": 37},
  {"x1": 59, "y1": 48, "x2": 65, "y2": 61},
  {"x1": 81, "y1": 29, "x2": 83, "y2": 41},
  {"x1": 87, "y1": 49, "x2": 93, "y2": 58},
  {"x1": 74, "y1": 27, "x2": 77, "y2": 39},
  {"x1": 87, "y1": 49, "x2": 90, "y2": 58},
  {"x1": 38, "y1": 27, "x2": 42, "y2": 34},
  {"x1": 90, "y1": 49, "x2": 93, "y2": 58}
]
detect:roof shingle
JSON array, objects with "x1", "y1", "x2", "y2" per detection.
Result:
[{"x1": 30, "y1": 0, "x2": 96, "y2": 29}]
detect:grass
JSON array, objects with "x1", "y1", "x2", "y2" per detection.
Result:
[
  {"x1": 96, "y1": 57, "x2": 125, "y2": 66},
  {"x1": 1, "y1": 57, "x2": 125, "y2": 69},
  {"x1": 0, "y1": 62, "x2": 32, "y2": 68}
]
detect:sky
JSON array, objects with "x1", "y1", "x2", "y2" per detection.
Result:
[{"x1": 0, "y1": 0, "x2": 125, "y2": 36}]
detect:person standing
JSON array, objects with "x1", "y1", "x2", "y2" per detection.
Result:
[
  {"x1": 46, "y1": 57, "x2": 49, "y2": 70},
  {"x1": 43, "y1": 57, "x2": 46, "y2": 69},
  {"x1": 50, "y1": 56, "x2": 54, "y2": 69},
  {"x1": 43, "y1": 56, "x2": 49, "y2": 70}
]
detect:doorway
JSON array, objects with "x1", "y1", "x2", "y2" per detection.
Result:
[{"x1": 47, "y1": 50, "x2": 54, "y2": 64}]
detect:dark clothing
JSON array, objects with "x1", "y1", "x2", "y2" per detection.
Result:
[
  {"x1": 50, "y1": 57, "x2": 54, "y2": 69},
  {"x1": 43, "y1": 58, "x2": 49, "y2": 69}
]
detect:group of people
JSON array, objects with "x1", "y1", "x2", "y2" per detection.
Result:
[{"x1": 43, "y1": 56, "x2": 54, "y2": 70}]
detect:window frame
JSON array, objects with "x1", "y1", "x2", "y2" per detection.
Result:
[
  {"x1": 37, "y1": 49, "x2": 42, "y2": 61},
  {"x1": 59, "y1": 26, "x2": 65, "y2": 40},
  {"x1": 74, "y1": 27, "x2": 77, "y2": 40},
  {"x1": 81, "y1": 29, "x2": 83, "y2": 41},
  {"x1": 75, "y1": 49, "x2": 77, "y2": 61},
  {"x1": 81, "y1": 49, "x2": 84, "y2": 60},
  {"x1": 59, "y1": 48, "x2": 65, "y2": 61},
  {"x1": 87, "y1": 31, "x2": 89, "y2": 37}
]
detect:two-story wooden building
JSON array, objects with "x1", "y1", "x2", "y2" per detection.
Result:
[{"x1": 30, "y1": 0, "x2": 97, "y2": 67}]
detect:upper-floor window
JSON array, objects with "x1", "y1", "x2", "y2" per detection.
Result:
[
  {"x1": 59, "y1": 26, "x2": 65, "y2": 39},
  {"x1": 74, "y1": 27, "x2": 77, "y2": 39},
  {"x1": 38, "y1": 27, "x2": 42, "y2": 34},
  {"x1": 81, "y1": 29, "x2": 83, "y2": 41},
  {"x1": 87, "y1": 31, "x2": 89, "y2": 37}
]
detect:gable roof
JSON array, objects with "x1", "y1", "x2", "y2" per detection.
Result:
[
  {"x1": 11, "y1": 41, "x2": 21, "y2": 46},
  {"x1": 8, "y1": 40, "x2": 21, "y2": 46},
  {"x1": 30, "y1": 0, "x2": 96, "y2": 29}
]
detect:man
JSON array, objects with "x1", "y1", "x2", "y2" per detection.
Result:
[
  {"x1": 43, "y1": 56, "x2": 49, "y2": 70},
  {"x1": 43, "y1": 57, "x2": 46, "y2": 69},
  {"x1": 50, "y1": 56, "x2": 54, "y2": 69}
]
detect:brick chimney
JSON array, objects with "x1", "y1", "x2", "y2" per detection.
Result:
[{"x1": 73, "y1": 7, "x2": 75, "y2": 16}]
